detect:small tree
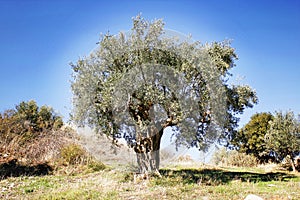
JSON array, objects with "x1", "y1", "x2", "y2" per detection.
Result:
[
  {"x1": 71, "y1": 15, "x2": 257, "y2": 174},
  {"x1": 0, "y1": 100, "x2": 63, "y2": 142},
  {"x1": 266, "y1": 111, "x2": 300, "y2": 172},
  {"x1": 233, "y1": 112, "x2": 274, "y2": 163}
]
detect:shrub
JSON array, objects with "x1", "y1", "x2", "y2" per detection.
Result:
[
  {"x1": 87, "y1": 159, "x2": 106, "y2": 171},
  {"x1": 59, "y1": 143, "x2": 106, "y2": 172},
  {"x1": 227, "y1": 150, "x2": 258, "y2": 167},
  {"x1": 60, "y1": 144, "x2": 87, "y2": 165},
  {"x1": 0, "y1": 101, "x2": 106, "y2": 178},
  {"x1": 212, "y1": 148, "x2": 258, "y2": 167},
  {"x1": 0, "y1": 100, "x2": 63, "y2": 145},
  {"x1": 0, "y1": 101, "x2": 66, "y2": 164}
]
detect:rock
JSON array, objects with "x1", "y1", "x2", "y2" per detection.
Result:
[{"x1": 244, "y1": 194, "x2": 264, "y2": 200}]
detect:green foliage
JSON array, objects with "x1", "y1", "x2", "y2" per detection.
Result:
[
  {"x1": 71, "y1": 15, "x2": 257, "y2": 152},
  {"x1": 266, "y1": 111, "x2": 300, "y2": 171},
  {"x1": 87, "y1": 160, "x2": 106, "y2": 172},
  {"x1": 0, "y1": 100, "x2": 63, "y2": 146},
  {"x1": 235, "y1": 111, "x2": 300, "y2": 172},
  {"x1": 233, "y1": 112, "x2": 274, "y2": 162}
]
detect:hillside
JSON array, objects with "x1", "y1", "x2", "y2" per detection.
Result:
[{"x1": 1, "y1": 124, "x2": 299, "y2": 199}]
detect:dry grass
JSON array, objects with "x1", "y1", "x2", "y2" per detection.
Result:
[
  {"x1": 1, "y1": 163, "x2": 299, "y2": 200},
  {"x1": 0, "y1": 126, "x2": 106, "y2": 180},
  {"x1": 0, "y1": 127, "x2": 78, "y2": 165},
  {"x1": 1, "y1": 126, "x2": 299, "y2": 199}
]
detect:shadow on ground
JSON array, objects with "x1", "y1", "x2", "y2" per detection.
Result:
[
  {"x1": 0, "y1": 159, "x2": 53, "y2": 180},
  {"x1": 159, "y1": 168, "x2": 295, "y2": 185}
]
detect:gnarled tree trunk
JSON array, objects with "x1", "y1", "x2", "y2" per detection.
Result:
[{"x1": 134, "y1": 123, "x2": 165, "y2": 175}]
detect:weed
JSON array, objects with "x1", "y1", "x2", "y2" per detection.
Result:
[
  {"x1": 87, "y1": 160, "x2": 106, "y2": 171},
  {"x1": 119, "y1": 172, "x2": 134, "y2": 183}
]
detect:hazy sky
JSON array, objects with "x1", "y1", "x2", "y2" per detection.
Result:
[{"x1": 1, "y1": 0, "x2": 300, "y2": 127}]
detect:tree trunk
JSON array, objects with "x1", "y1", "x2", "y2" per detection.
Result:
[
  {"x1": 135, "y1": 124, "x2": 164, "y2": 175},
  {"x1": 290, "y1": 156, "x2": 296, "y2": 173}
]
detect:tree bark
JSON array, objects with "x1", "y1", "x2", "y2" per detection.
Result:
[
  {"x1": 135, "y1": 123, "x2": 164, "y2": 175},
  {"x1": 150, "y1": 127, "x2": 164, "y2": 171},
  {"x1": 290, "y1": 156, "x2": 296, "y2": 173}
]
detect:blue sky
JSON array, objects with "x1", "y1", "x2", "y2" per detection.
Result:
[{"x1": 1, "y1": 0, "x2": 300, "y2": 127}]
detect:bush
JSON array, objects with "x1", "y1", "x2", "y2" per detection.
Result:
[
  {"x1": 0, "y1": 101, "x2": 67, "y2": 165},
  {"x1": 0, "y1": 101, "x2": 106, "y2": 178},
  {"x1": 0, "y1": 101, "x2": 63, "y2": 145},
  {"x1": 58, "y1": 143, "x2": 106, "y2": 173},
  {"x1": 60, "y1": 144, "x2": 87, "y2": 165},
  {"x1": 227, "y1": 151, "x2": 258, "y2": 167},
  {"x1": 87, "y1": 160, "x2": 106, "y2": 171},
  {"x1": 212, "y1": 148, "x2": 258, "y2": 167}
]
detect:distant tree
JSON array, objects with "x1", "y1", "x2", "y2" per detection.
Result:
[
  {"x1": 15, "y1": 100, "x2": 63, "y2": 133},
  {"x1": 0, "y1": 100, "x2": 63, "y2": 145},
  {"x1": 266, "y1": 111, "x2": 300, "y2": 172},
  {"x1": 232, "y1": 112, "x2": 274, "y2": 163},
  {"x1": 0, "y1": 109, "x2": 19, "y2": 144},
  {"x1": 71, "y1": 15, "x2": 257, "y2": 174}
]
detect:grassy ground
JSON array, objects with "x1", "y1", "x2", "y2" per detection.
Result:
[{"x1": 0, "y1": 163, "x2": 299, "y2": 200}]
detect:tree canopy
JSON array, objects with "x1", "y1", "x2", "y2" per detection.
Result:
[
  {"x1": 0, "y1": 100, "x2": 63, "y2": 148},
  {"x1": 233, "y1": 112, "x2": 274, "y2": 162},
  {"x1": 234, "y1": 111, "x2": 300, "y2": 172},
  {"x1": 70, "y1": 15, "x2": 257, "y2": 172},
  {"x1": 266, "y1": 111, "x2": 300, "y2": 172}
]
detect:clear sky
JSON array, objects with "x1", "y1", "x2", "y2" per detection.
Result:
[{"x1": 1, "y1": 0, "x2": 300, "y2": 127}]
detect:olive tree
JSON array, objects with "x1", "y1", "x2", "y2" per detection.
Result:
[
  {"x1": 71, "y1": 15, "x2": 257, "y2": 174},
  {"x1": 266, "y1": 111, "x2": 300, "y2": 172}
]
